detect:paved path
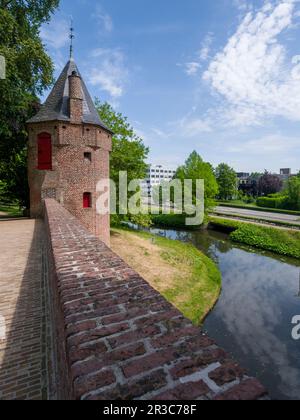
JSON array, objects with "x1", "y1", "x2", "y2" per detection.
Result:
[
  {"x1": 0, "y1": 219, "x2": 50, "y2": 400},
  {"x1": 215, "y1": 206, "x2": 300, "y2": 226}
]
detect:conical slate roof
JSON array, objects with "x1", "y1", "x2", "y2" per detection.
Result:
[{"x1": 27, "y1": 59, "x2": 111, "y2": 132}]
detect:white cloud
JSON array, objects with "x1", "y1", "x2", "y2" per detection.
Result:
[
  {"x1": 232, "y1": 0, "x2": 250, "y2": 12},
  {"x1": 203, "y1": 0, "x2": 300, "y2": 127},
  {"x1": 198, "y1": 32, "x2": 214, "y2": 61},
  {"x1": 184, "y1": 62, "x2": 201, "y2": 76},
  {"x1": 182, "y1": 32, "x2": 214, "y2": 77},
  {"x1": 292, "y1": 54, "x2": 300, "y2": 63},
  {"x1": 40, "y1": 18, "x2": 70, "y2": 49},
  {"x1": 165, "y1": 115, "x2": 212, "y2": 138},
  {"x1": 94, "y1": 5, "x2": 113, "y2": 33},
  {"x1": 88, "y1": 48, "x2": 128, "y2": 98},
  {"x1": 228, "y1": 134, "x2": 300, "y2": 154},
  {"x1": 178, "y1": 117, "x2": 212, "y2": 136},
  {"x1": 151, "y1": 127, "x2": 171, "y2": 139}
]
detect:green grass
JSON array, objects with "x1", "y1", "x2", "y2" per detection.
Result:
[
  {"x1": 209, "y1": 217, "x2": 300, "y2": 259},
  {"x1": 217, "y1": 201, "x2": 300, "y2": 216},
  {"x1": 151, "y1": 213, "x2": 202, "y2": 230},
  {"x1": 153, "y1": 233, "x2": 221, "y2": 324},
  {"x1": 0, "y1": 204, "x2": 23, "y2": 218},
  {"x1": 218, "y1": 199, "x2": 257, "y2": 207},
  {"x1": 112, "y1": 226, "x2": 221, "y2": 324},
  {"x1": 209, "y1": 217, "x2": 244, "y2": 232}
]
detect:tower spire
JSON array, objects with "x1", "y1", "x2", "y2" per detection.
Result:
[{"x1": 69, "y1": 19, "x2": 75, "y2": 60}]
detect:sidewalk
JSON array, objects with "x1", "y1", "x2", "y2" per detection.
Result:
[{"x1": 0, "y1": 219, "x2": 49, "y2": 400}]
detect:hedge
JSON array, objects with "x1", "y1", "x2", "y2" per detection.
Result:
[
  {"x1": 256, "y1": 196, "x2": 289, "y2": 210},
  {"x1": 209, "y1": 217, "x2": 300, "y2": 259}
]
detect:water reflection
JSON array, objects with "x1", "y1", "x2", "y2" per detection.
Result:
[{"x1": 149, "y1": 227, "x2": 300, "y2": 400}]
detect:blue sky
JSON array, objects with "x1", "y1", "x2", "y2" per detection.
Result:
[{"x1": 40, "y1": 0, "x2": 300, "y2": 173}]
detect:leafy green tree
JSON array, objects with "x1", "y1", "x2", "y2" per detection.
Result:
[
  {"x1": 0, "y1": 0, "x2": 59, "y2": 207},
  {"x1": 96, "y1": 101, "x2": 149, "y2": 223},
  {"x1": 175, "y1": 151, "x2": 218, "y2": 214},
  {"x1": 286, "y1": 174, "x2": 300, "y2": 210},
  {"x1": 215, "y1": 163, "x2": 238, "y2": 201},
  {"x1": 96, "y1": 101, "x2": 149, "y2": 184}
]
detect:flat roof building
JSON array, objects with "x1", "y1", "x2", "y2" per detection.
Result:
[{"x1": 141, "y1": 164, "x2": 176, "y2": 198}]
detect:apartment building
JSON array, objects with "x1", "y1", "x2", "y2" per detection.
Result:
[{"x1": 141, "y1": 164, "x2": 176, "y2": 198}]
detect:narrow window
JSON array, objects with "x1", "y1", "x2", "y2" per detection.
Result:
[
  {"x1": 84, "y1": 152, "x2": 92, "y2": 163},
  {"x1": 37, "y1": 133, "x2": 52, "y2": 170},
  {"x1": 83, "y1": 192, "x2": 92, "y2": 208}
]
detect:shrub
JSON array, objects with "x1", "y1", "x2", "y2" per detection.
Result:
[
  {"x1": 230, "y1": 224, "x2": 300, "y2": 259},
  {"x1": 128, "y1": 213, "x2": 153, "y2": 228},
  {"x1": 243, "y1": 195, "x2": 256, "y2": 204},
  {"x1": 256, "y1": 196, "x2": 288, "y2": 209},
  {"x1": 209, "y1": 217, "x2": 300, "y2": 259},
  {"x1": 152, "y1": 213, "x2": 201, "y2": 230},
  {"x1": 209, "y1": 217, "x2": 242, "y2": 233}
]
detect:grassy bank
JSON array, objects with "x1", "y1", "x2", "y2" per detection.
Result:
[
  {"x1": 151, "y1": 213, "x2": 201, "y2": 230},
  {"x1": 211, "y1": 211, "x2": 300, "y2": 230},
  {"x1": 209, "y1": 217, "x2": 300, "y2": 259},
  {"x1": 111, "y1": 227, "x2": 221, "y2": 324}
]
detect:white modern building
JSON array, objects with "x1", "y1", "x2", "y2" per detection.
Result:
[{"x1": 141, "y1": 164, "x2": 177, "y2": 198}]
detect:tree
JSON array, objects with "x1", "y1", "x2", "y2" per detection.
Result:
[
  {"x1": 246, "y1": 172, "x2": 262, "y2": 197},
  {"x1": 0, "y1": 0, "x2": 59, "y2": 207},
  {"x1": 0, "y1": 1, "x2": 59, "y2": 23},
  {"x1": 215, "y1": 163, "x2": 238, "y2": 201},
  {"x1": 258, "y1": 171, "x2": 283, "y2": 196},
  {"x1": 95, "y1": 101, "x2": 149, "y2": 221},
  {"x1": 175, "y1": 151, "x2": 218, "y2": 214},
  {"x1": 286, "y1": 174, "x2": 300, "y2": 210}
]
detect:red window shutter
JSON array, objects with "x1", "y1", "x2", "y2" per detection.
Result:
[
  {"x1": 38, "y1": 133, "x2": 52, "y2": 170},
  {"x1": 83, "y1": 193, "x2": 91, "y2": 208}
]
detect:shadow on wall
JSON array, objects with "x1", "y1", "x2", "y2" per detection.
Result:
[{"x1": 0, "y1": 220, "x2": 53, "y2": 400}]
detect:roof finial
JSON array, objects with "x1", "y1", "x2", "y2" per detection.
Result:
[{"x1": 69, "y1": 19, "x2": 75, "y2": 60}]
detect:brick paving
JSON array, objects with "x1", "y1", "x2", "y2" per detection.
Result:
[{"x1": 0, "y1": 219, "x2": 49, "y2": 400}]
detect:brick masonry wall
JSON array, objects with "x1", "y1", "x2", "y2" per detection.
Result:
[
  {"x1": 28, "y1": 121, "x2": 112, "y2": 246},
  {"x1": 44, "y1": 198, "x2": 268, "y2": 401}
]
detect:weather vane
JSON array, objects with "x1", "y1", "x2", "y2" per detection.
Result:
[{"x1": 69, "y1": 19, "x2": 75, "y2": 59}]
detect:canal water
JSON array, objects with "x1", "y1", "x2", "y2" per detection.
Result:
[{"x1": 149, "y1": 227, "x2": 300, "y2": 400}]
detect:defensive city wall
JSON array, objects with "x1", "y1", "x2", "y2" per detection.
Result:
[{"x1": 43, "y1": 198, "x2": 267, "y2": 400}]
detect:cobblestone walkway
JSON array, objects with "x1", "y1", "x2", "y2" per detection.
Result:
[{"x1": 0, "y1": 219, "x2": 49, "y2": 400}]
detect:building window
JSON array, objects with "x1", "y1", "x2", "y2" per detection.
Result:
[
  {"x1": 84, "y1": 152, "x2": 92, "y2": 163},
  {"x1": 37, "y1": 133, "x2": 52, "y2": 170},
  {"x1": 83, "y1": 192, "x2": 92, "y2": 208}
]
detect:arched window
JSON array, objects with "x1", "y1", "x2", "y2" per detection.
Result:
[
  {"x1": 37, "y1": 133, "x2": 52, "y2": 170},
  {"x1": 83, "y1": 192, "x2": 92, "y2": 208}
]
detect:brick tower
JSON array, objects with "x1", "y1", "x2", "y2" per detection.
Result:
[{"x1": 27, "y1": 57, "x2": 112, "y2": 246}]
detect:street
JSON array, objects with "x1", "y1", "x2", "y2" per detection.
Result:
[{"x1": 214, "y1": 206, "x2": 300, "y2": 226}]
